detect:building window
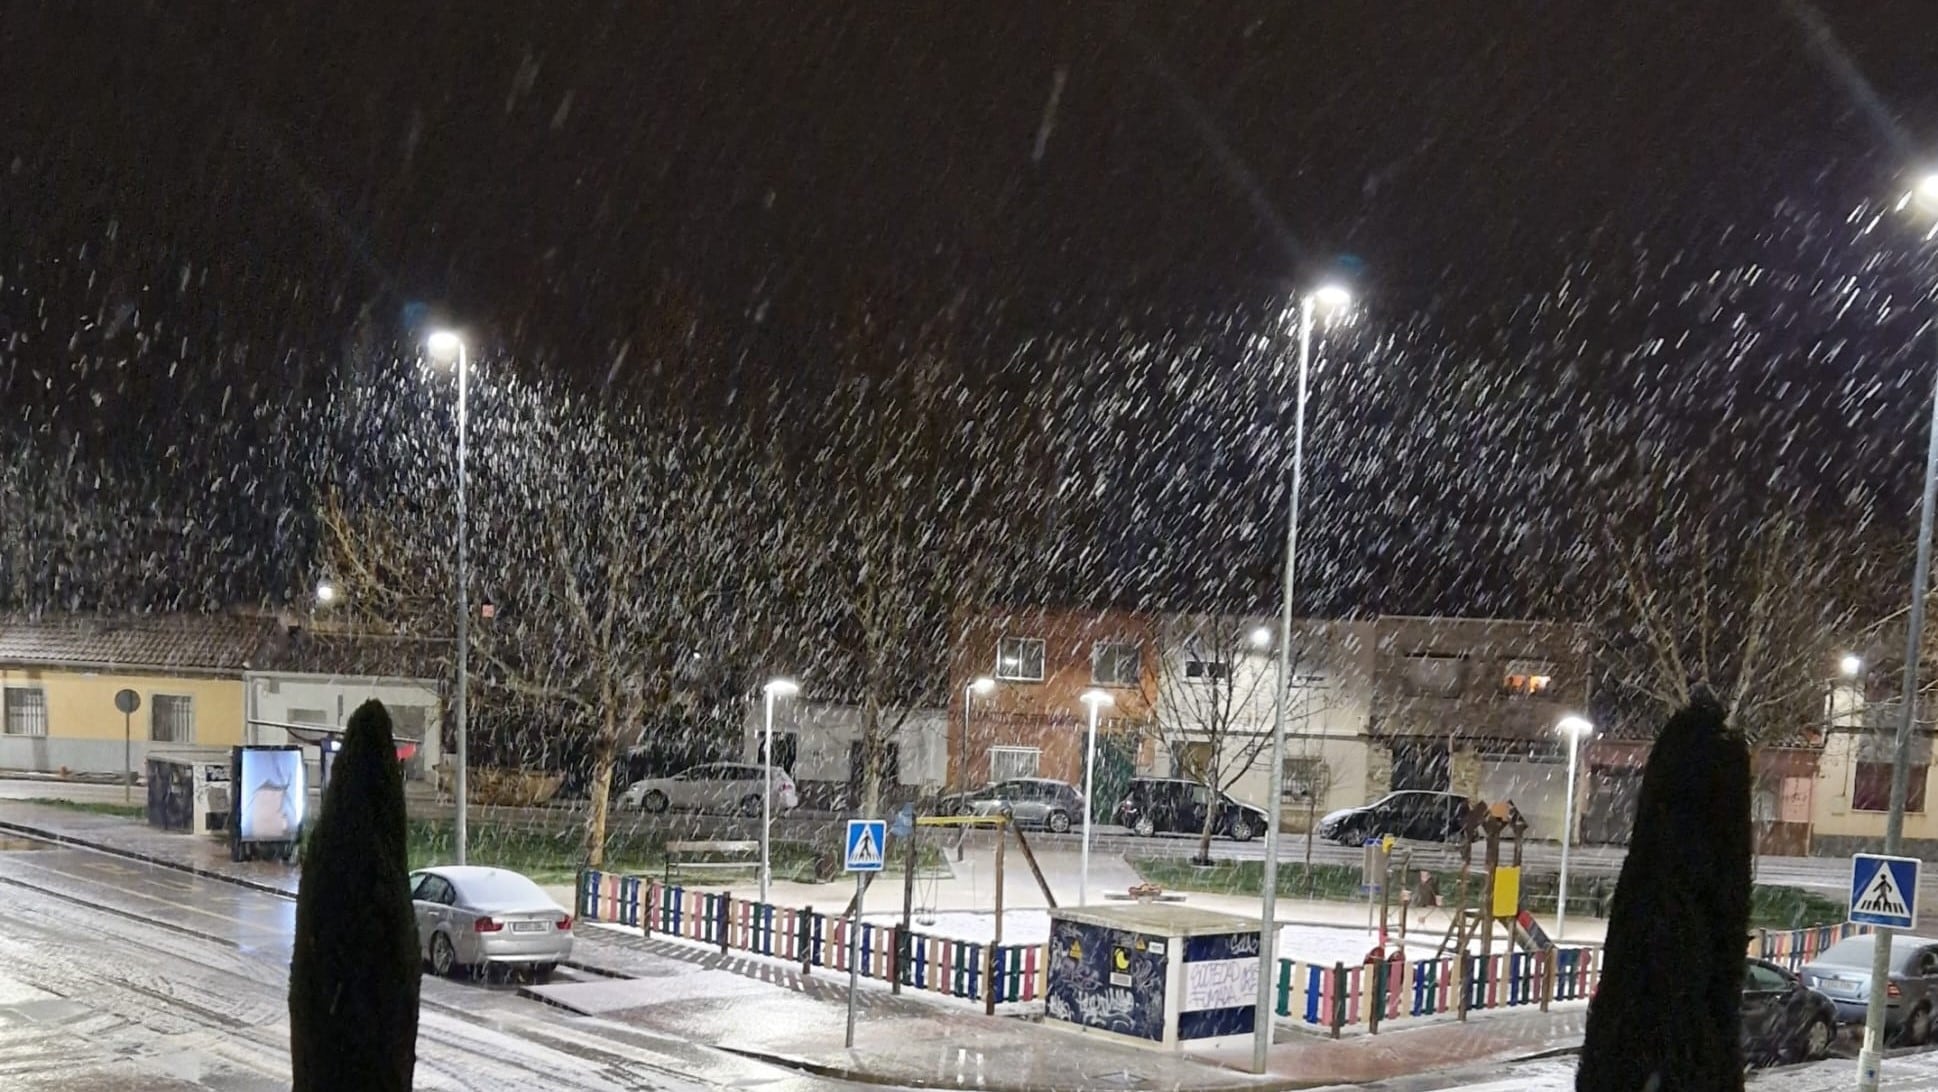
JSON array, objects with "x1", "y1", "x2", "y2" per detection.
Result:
[
  {"x1": 3, "y1": 688, "x2": 48, "y2": 737},
  {"x1": 989, "y1": 746, "x2": 1041, "y2": 782},
  {"x1": 996, "y1": 636, "x2": 1045, "y2": 682},
  {"x1": 1093, "y1": 641, "x2": 1142, "y2": 687},
  {"x1": 1184, "y1": 659, "x2": 1231, "y2": 681},
  {"x1": 1284, "y1": 757, "x2": 1328, "y2": 805},
  {"x1": 1401, "y1": 654, "x2": 1466, "y2": 698},
  {"x1": 1853, "y1": 762, "x2": 1928, "y2": 813},
  {"x1": 1503, "y1": 659, "x2": 1557, "y2": 697},
  {"x1": 152, "y1": 694, "x2": 195, "y2": 744}
]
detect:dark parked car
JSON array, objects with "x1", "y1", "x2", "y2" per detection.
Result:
[
  {"x1": 936, "y1": 778, "x2": 1085, "y2": 832},
  {"x1": 1315, "y1": 790, "x2": 1475, "y2": 846},
  {"x1": 1743, "y1": 958, "x2": 1839, "y2": 1064},
  {"x1": 1800, "y1": 934, "x2": 1938, "y2": 1044},
  {"x1": 1116, "y1": 777, "x2": 1270, "y2": 842}
]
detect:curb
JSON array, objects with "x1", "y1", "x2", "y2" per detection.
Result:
[
  {"x1": 0, "y1": 817, "x2": 300, "y2": 900},
  {"x1": 710, "y1": 1043, "x2": 1304, "y2": 1092}
]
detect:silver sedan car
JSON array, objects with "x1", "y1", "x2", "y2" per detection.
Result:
[{"x1": 410, "y1": 866, "x2": 574, "y2": 981}]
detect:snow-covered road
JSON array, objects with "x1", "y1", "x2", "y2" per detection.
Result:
[{"x1": 0, "y1": 840, "x2": 889, "y2": 1091}]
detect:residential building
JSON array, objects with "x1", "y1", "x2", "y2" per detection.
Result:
[
  {"x1": 246, "y1": 627, "x2": 446, "y2": 783},
  {"x1": 1812, "y1": 656, "x2": 1938, "y2": 856},
  {"x1": 1366, "y1": 616, "x2": 1590, "y2": 838},
  {"x1": 741, "y1": 697, "x2": 947, "y2": 811},
  {"x1": 948, "y1": 606, "x2": 1158, "y2": 818},
  {"x1": 0, "y1": 615, "x2": 261, "y2": 777}
]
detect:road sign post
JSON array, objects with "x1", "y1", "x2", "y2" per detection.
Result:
[
  {"x1": 844, "y1": 819, "x2": 886, "y2": 1049},
  {"x1": 114, "y1": 689, "x2": 141, "y2": 804}
]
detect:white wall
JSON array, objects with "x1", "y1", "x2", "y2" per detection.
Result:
[
  {"x1": 244, "y1": 673, "x2": 442, "y2": 781},
  {"x1": 742, "y1": 699, "x2": 947, "y2": 788}
]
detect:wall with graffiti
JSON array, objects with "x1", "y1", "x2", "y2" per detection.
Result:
[{"x1": 1044, "y1": 917, "x2": 1167, "y2": 1041}]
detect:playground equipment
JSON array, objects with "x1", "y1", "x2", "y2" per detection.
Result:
[
  {"x1": 1433, "y1": 800, "x2": 1553, "y2": 1020},
  {"x1": 886, "y1": 812, "x2": 1058, "y2": 1015}
]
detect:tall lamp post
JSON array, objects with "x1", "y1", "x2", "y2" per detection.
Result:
[
  {"x1": 760, "y1": 678, "x2": 799, "y2": 905},
  {"x1": 1253, "y1": 283, "x2": 1352, "y2": 1073},
  {"x1": 1859, "y1": 171, "x2": 1938, "y2": 1092},
  {"x1": 1079, "y1": 688, "x2": 1114, "y2": 905},
  {"x1": 426, "y1": 330, "x2": 471, "y2": 866},
  {"x1": 1555, "y1": 715, "x2": 1594, "y2": 942},
  {"x1": 961, "y1": 677, "x2": 995, "y2": 794}
]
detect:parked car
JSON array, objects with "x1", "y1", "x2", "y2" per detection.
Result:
[
  {"x1": 1743, "y1": 958, "x2": 1840, "y2": 1064},
  {"x1": 1800, "y1": 934, "x2": 1938, "y2": 1044},
  {"x1": 619, "y1": 762, "x2": 799, "y2": 816},
  {"x1": 410, "y1": 866, "x2": 573, "y2": 981},
  {"x1": 1115, "y1": 777, "x2": 1270, "y2": 842},
  {"x1": 1315, "y1": 790, "x2": 1475, "y2": 846},
  {"x1": 938, "y1": 778, "x2": 1085, "y2": 832}
]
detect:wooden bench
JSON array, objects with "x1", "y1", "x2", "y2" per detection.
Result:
[{"x1": 663, "y1": 839, "x2": 761, "y2": 885}]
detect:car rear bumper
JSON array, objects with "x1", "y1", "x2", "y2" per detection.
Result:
[
  {"x1": 477, "y1": 931, "x2": 574, "y2": 965},
  {"x1": 1829, "y1": 997, "x2": 1897, "y2": 1027}
]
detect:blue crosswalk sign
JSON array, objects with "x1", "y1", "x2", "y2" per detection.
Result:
[
  {"x1": 1851, "y1": 854, "x2": 1920, "y2": 929},
  {"x1": 845, "y1": 819, "x2": 887, "y2": 872}
]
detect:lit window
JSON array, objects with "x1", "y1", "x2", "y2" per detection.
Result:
[
  {"x1": 996, "y1": 636, "x2": 1045, "y2": 682},
  {"x1": 1503, "y1": 659, "x2": 1557, "y2": 697}
]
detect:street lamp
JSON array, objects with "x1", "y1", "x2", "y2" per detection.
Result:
[
  {"x1": 1841, "y1": 653, "x2": 1865, "y2": 678},
  {"x1": 1079, "y1": 688, "x2": 1114, "y2": 905},
  {"x1": 1254, "y1": 283, "x2": 1353, "y2": 1073},
  {"x1": 426, "y1": 328, "x2": 471, "y2": 865},
  {"x1": 314, "y1": 580, "x2": 337, "y2": 606},
  {"x1": 1555, "y1": 715, "x2": 1595, "y2": 942},
  {"x1": 1248, "y1": 625, "x2": 1273, "y2": 649},
  {"x1": 760, "y1": 677, "x2": 799, "y2": 905},
  {"x1": 961, "y1": 677, "x2": 995, "y2": 794},
  {"x1": 1858, "y1": 173, "x2": 1938, "y2": 1092}
]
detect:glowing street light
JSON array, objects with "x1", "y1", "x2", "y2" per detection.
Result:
[
  {"x1": 1555, "y1": 715, "x2": 1595, "y2": 942},
  {"x1": 1079, "y1": 688, "x2": 1114, "y2": 904},
  {"x1": 314, "y1": 580, "x2": 337, "y2": 605},
  {"x1": 425, "y1": 328, "x2": 472, "y2": 864},
  {"x1": 760, "y1": 677, "x2": 800, "y2": 905},
  {"x1": 1248, "y1": 625, "x2": 1273, "y2": 649},
  {"x1": 1254, "y1": 283, "x2": 1354, "y2": 1072},
  {"x1": 961, "y1": 677, "x2": 996, "y2": 794},
  {"x1": 1841, "y1": 653, "x2": 1865, "y2": 678}
]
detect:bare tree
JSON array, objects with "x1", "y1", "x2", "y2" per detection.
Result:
[
  {"x1": 1150, "y1": 613, "x2": 1278, "y2": 863},
  {"x1": 322, "y1": 378, "x2": 779, "y2": 866}
]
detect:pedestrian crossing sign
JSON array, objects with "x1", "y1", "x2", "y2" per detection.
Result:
[
  {"x1": 1850, "y1": 853, "x2": 1920, "y2": 929},
  {"x1": 845, "y1": 819, "x2": 887, "y2": 872}
]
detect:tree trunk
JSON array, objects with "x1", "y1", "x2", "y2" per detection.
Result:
[
  {"x1": 584, "y1": 703, "x2": 619, "y2": 869},
  {"x1": 1195, "y1": 769, "x2": 1218, "y2": 866},
  {"x1": 861, "y1": 690, "x2": 884, "y2": 818}
]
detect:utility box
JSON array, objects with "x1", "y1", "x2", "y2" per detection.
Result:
[
  {"x1": 1044, "y1": 904, "x2": 1263, "y2": 1051},
  {"x1": 145, "y1": 748, "x2": 233, "y2": 836}
]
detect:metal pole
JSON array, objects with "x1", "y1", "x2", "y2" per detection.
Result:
[
  {"x1": 761, "y1": 688, "x2": 775, "y2": 906},
  {"x1": 1081, "y1": 701, "x2": 1098, "y2": 905},
  {"x1": 846, "y1": 872, "x2": 866, "y2": 1048},
  {"x1": 960, "y1": 684, "x2": 972, "y2": 796},
  {"x1": 454, "y1": 341, "x2": 471, "y2": 866},
  {"x1": 123, "y1": 713, "x2": 131, "y2": 804},
  {"x1": 1558, "y1": 731, "x2": 1578, "y2": 942},
  {"x1": 1253, "y1": 293, "x2": 1313, "y2": 1073},
  {"x1": 1857, "y1": 331, "x2": 1938, "y2": 1092}
]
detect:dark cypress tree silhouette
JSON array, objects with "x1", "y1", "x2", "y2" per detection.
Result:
[
  {"x1": 288, "y1": 700, "x2": 420, "y2": 1091},
  {"x1": 1578, "y1": 693, "x2": 1751, "y2": 1092}
]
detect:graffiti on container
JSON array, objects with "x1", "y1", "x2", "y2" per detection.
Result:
[
  {"x1": 1183, "y1": 958, "x2": 1259, "y2": 1012},
  {"x1": 1046, "y1": 918, "x2": 1166, "y2": 1040}
]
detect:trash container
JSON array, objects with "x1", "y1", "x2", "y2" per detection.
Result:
[{"x1": 1044, "y1": 903, "x2": 1263, "y2": 1050}]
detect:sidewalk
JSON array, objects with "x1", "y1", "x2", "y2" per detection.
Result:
[{"x1": 0, "y1": 797, "x2": 1592, "y2": 1092}]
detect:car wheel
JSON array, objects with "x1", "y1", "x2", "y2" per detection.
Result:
[
  {"x1": 740, "y1": 794, "x2": 763, "y2": 818},
  {"x1": 1228, "y1": 816, "x2": 1259, "y2": 843},
  {"x1": 640, "y1": 790, "x2": 669, "y2": 814},
  {"x1": 532, "y1": 962, "x2": 558, "y2": 984},
  {"x1": 1332, "y1": 824, "x2": 1362, "y2": 847},
  {"x1": 1797, "y1": 1015, "x2": 1834, "y2": 1061},
  {"x1": 1132, "y1": 815, "x2": 1156, "y2": 838},
  {"x1": 1046, "y1": 809, "x2": 1072, "y2": 834},
  {"x1": 1907, "y1": 1004, "x2": 1932, "y2": 1047},
  {"x1": 430, "y1": 932, "x2": 459, "y2": 978}
]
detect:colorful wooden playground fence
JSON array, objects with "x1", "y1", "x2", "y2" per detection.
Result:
[
  {"x1": 1749, "y1": 922, "x2": 1869, "y2": 972},
  {"x1": 581, "y1": 871, "x2": 1852, "y2": 1033},
  {"x1": 577, "y1": 870, "x2": 1043, "y2": 1005}
]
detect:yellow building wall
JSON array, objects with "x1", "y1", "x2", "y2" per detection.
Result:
[
  {"x1": 1811, "y1": 732, "x2": 1938, "y2": 850},
  {"x1": 0, "y1": 667, "x2": 243, "y2": 747}
]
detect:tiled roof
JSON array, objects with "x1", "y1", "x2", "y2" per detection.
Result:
[
  {"x1": 252, "y1": 628, "x2": 447, "y2": 683},
  {"x1": 0, "y1": 614, "x2": 274, "y2": 675}
]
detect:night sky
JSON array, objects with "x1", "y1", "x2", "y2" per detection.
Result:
[{"x1": 6, "y1": 2, "x2": 1938, "y2": 612}]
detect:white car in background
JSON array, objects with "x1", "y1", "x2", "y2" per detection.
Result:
[{"x1": 620, "y1": 762, "x2": 800, "y2": 817}]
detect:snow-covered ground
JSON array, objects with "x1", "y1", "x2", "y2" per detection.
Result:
[{"x1": 867, "y1": 907, "x2": 1492, "y2": 964}]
